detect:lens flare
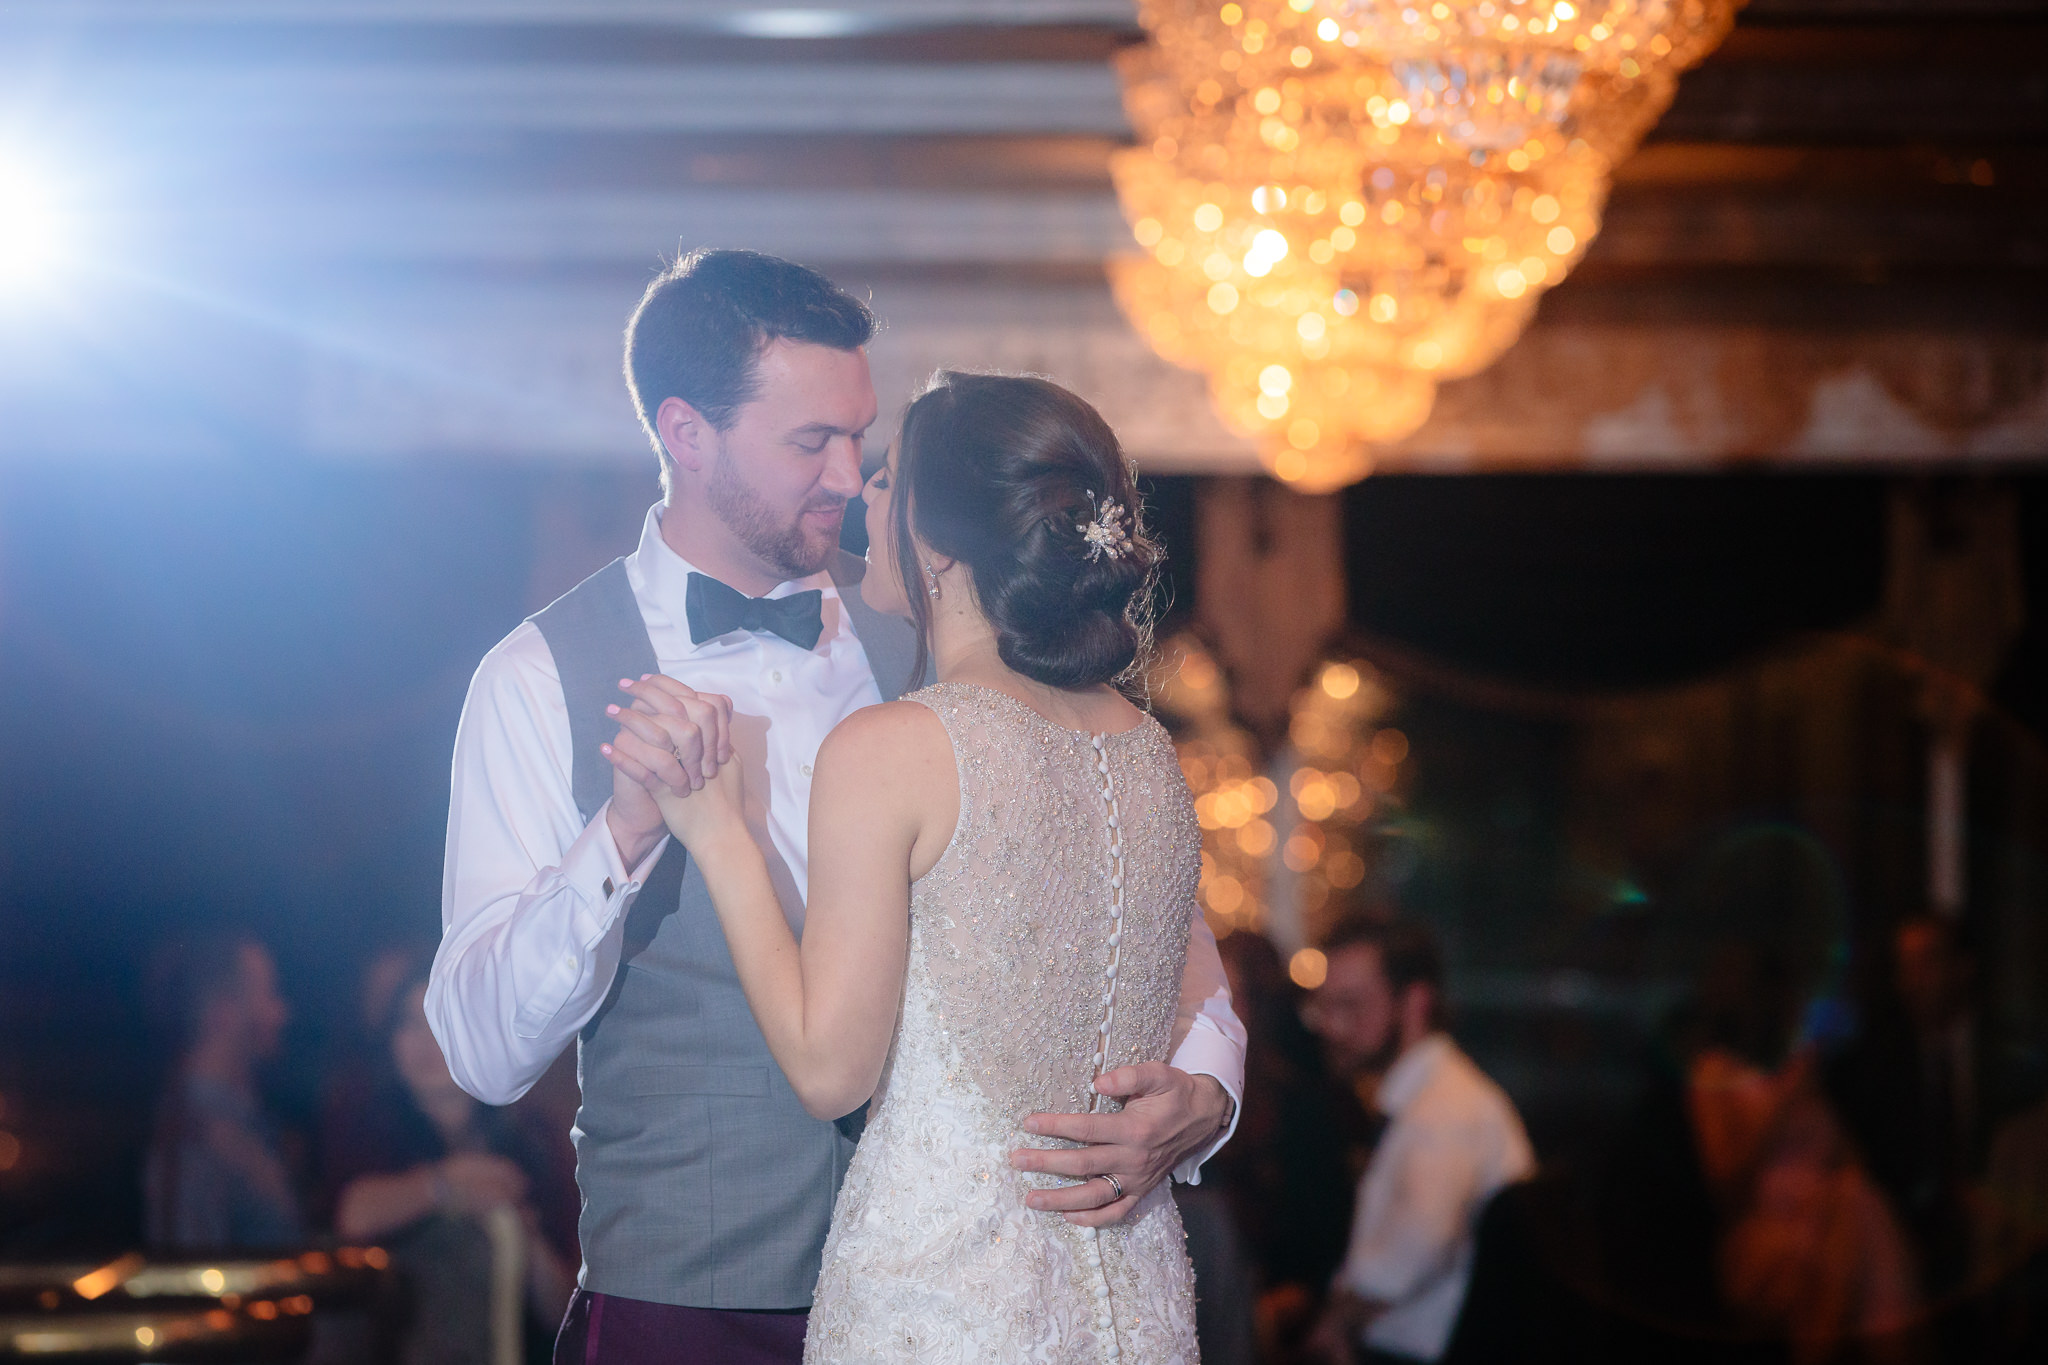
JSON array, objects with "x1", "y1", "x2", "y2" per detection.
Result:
[{"x1": 0, "y1": 151, "x2": 65, "y2": 296}]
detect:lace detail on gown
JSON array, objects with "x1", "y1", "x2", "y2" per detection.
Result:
[{"x1": 804, "y1": 682, "x2": 1202, "y2": 1365}]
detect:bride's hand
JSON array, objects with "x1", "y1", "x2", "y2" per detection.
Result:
[
  {"x1": 600, "y1": 687, "x2": 747, "y2": 852},
  {"x1": 651, "y1": 754, "x2": 748, "y2": 854}
]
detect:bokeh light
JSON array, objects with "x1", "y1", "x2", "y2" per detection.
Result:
[{"x1": 1288, "y1": 946, "x2": 1328, "y2": 988}]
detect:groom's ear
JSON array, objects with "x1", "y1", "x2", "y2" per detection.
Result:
[{"x1": 655, "y1": 396, "x2": 711, "y2": 474}]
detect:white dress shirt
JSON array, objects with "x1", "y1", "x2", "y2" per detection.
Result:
[
  {"x1": 427, "y1": 503, "x2": 1245, "y2": 1182},
  {"x1": 1339, "y1": 1033, "x2": 1535, "y2": 1361}
]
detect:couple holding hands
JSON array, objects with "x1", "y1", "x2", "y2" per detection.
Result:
[{"x1": 428, "y1": 249, "x2": 1243, "y2": 1365}]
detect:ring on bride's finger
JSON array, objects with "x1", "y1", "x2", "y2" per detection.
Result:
[{"x1": 1095, "y1": 1173, "x2": 1125, "y2": 1202}]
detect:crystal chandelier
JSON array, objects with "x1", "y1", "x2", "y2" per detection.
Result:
[{"x1": 1112, "y1": 0, "x2": 1744, "y2": 489}]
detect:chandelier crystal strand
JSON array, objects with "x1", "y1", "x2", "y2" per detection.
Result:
[{"x1": 1113, "y1": 0, "x2": 1743, "y2": 488}]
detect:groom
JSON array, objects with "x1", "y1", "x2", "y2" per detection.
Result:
[{"x1": 427, "y1": 249, "x2": 1246, "y2": 1363}]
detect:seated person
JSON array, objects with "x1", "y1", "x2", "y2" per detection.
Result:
[
  {"x1": 1684, "y1": 941, "x2": 1920, "y2": 1362},
  {"x1": 1213, "y1": 929, "x2": 1377, "y2": 1361},
  {"x1": 145, "y1": 933, "x2": 303, "y2": 1250},
  {"x1": 1304, "y1": 919, "x2": 1534, "y2": 1365},
  {"x1": 323, "y1": 967, "x2": 575, "y2": 1365}
]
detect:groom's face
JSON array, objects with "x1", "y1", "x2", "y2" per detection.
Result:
[{"x1": 706, "y1": 340, "x2": 877, "y2": 580}]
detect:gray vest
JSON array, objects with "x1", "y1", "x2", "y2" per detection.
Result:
[{"x1": 528, "y1": 550, "x2": 921, "y2": 1309}]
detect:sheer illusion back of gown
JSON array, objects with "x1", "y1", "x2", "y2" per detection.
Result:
[{"x1": 804, "y1": 681, "x2": 1202, "y2": 1365}]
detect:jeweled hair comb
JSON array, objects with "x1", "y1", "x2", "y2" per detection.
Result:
[{"x1": 1078, "y1": 492, "x2": 1134, "y2": 562}]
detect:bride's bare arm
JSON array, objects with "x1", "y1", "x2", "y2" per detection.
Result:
[{"x1": 630, "y1": 700, "x2": 956, "y2": 1120}]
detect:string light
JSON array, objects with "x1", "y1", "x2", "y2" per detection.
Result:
[{"x1": 1112, "y1": 0, "x2": 1743, "y2": 488}]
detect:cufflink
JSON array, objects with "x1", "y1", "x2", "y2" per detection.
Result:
[{"x1": 602, "y1": 877, "x2": 615, "y2": 898}]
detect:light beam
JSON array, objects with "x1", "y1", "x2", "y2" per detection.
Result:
[{"x1": 0, "y1": 150, "x2": 66, "y2": 297}]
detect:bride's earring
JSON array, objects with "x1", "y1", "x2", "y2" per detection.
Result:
[{"x1": 923, "y1": 562, "x2": 942, "y2": 599}]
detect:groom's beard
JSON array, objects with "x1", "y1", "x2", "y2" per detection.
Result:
[{"x1": 707, "y1": 444, "x2": 847, "y2": 581}]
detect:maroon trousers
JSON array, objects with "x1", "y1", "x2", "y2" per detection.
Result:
[{"x1": 553, "y1": 1290, "x2": 809, "y2": 1365}]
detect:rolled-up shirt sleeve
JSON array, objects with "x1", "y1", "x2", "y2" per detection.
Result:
[
  {"x1": 1166, "y1": 913, "x2": 1247, "y2": 1184},
  {"x1": 427, "y1": 623, "x2": 665, "y2": 1106}
]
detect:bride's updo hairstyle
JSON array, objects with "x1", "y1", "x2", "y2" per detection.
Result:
[{"x1": 892, "y1": 371, "x2": 1162, "y2": 691}]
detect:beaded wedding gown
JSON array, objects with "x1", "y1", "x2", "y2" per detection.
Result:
[{"x1": 804, "y1": 682, "x2": 1202, "y2": 1365}]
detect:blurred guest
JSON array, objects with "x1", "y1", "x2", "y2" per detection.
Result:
[
  {"x1": 1979, "y1": 1093, "x2": 2048, "y2": 1279},
  {"x1": 1686, "y1": 941, "x2": 1921, "y2": 1363},
  {"x1": 1831, "y1": 914, "x2": 2023, "y2": 1293},
  {"x1": 1573, "y1": 1030, "x2": 1732, "y2": 1359},
  {"x1": 357, "y1": 939, "x2": 438, "y2": 1039},
  {"x1": 1893, "y1": 914, "x2": 1983, "y2": 1284},
  {"x1": 1303, "y1": 920, "x2": 1534, "y2": 1365},
  {"x1": 1212, "y1": 930, "x2": 1376, "y2": 1360},
  {"x1": 144, "y1": 933, "x2": 302, "y2": 1249},
  {"x1": 1974, "y1": 1094, "x2": 2048, "y2": 1359},
  {"x1": 323, "y1": 969, "x2": 575, "y2": 1365}
]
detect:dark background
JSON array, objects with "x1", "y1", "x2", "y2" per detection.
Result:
[{"x1": 3, "y1": 461, "x2": 2041, "y2": 1250}]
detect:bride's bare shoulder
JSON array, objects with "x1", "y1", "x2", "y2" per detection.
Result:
[
  {"x1": 816, "y1": 699, "x2": 954, "y2": 779},
  {"x1": 813, "y1": 701, "x2": 960, "y2": 865}
]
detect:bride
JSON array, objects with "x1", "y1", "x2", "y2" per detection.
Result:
[{"x1": 610, "y1": 371, "x2": 1201, "y2": 1364}]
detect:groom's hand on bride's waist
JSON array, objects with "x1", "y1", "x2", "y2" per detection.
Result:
[{"x1": 1008, "y1": 1063, "x2": 1232, "y2": 1227}]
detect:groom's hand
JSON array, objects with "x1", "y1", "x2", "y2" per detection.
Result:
[
  {"x1": 600, "y1": 675, "x2": 733, "y2": 867},
  {"x1": 1008, "y1": 1063, "x2": 1232, "y2": 1227}
]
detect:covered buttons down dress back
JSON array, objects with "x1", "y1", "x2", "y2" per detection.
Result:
[{"x1": 804, "y1": 681, "x2": 1203, "y2": 1365}]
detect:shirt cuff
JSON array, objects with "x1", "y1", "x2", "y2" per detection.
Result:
[
  {"x1": 1168, "y1": 1032, "x2": 1244, "y2": 1185},
  {"x1": 566, "y1": 800, "x2": 665, "y2": 940},
  {"x1": 599, "y1": 794, "x2": 668, "y2": 889},
  {"x1": 510, "y1": 803, "x2": 666, "y2": 1040}
]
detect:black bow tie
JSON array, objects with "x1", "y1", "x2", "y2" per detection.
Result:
[{"x1": 685, "y1": 573, "x2": 825, "y2": 651}]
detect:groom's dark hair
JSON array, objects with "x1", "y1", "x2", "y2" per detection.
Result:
[{"x1": 624, "y1": 248, "x2": 875, "y2": 467}]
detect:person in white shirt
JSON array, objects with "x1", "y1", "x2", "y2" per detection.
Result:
[
  {"x1": 425, "y1": 249, "x2": 1245, "y2": 1363},
  {"x1": 1305, "y1": 920, "x2": 1534, "y2": 1365}
]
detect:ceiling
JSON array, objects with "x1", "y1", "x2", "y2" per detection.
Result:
[{"x1": 0, "y1": 0, "x2": 2043, "y2": 470}]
